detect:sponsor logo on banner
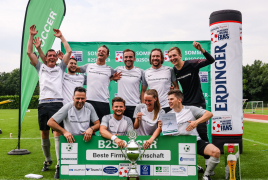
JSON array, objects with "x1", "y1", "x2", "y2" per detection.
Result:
[
  {"x1": 85, "y1": 165, "x2": 103, "y2": 175},
  {"x1": 70, "y1": 51, "x2": 83, "y2": 62},
  {"x1": 61, "y1": 154, "x2": 78, "y2": 164},
  {"x1": 199, "y1": 71, "x2": 208, "y2": 83},
  {"x1": 86, "y1": 150, "x2": 170, "y2": 161},
  {"x1": 210, "y1": 24, "x2": 230, "y2": 43},
  {"x1": 154, "y1": 165, "x2": 170, "y2": 176},
  {"x1": 164, "y1": 50, "x2": 169, "y2": 61},
  {"x1": 69, "y1": 165, "x2": 85, "y2": 175},
  {"x1": 212, "y1": 115, "x2": 233, "y2": 133},
  {"x1": 103, "y1": 165, "x2": 119, "y2": 176},
  {"x1": 140, "y1": 165, "x2": 152, "y2": 176},
  {"x1": 171, "y1": 165, "x2": 188, "y2": 176},
  {"x1": 61, "y1": 143, "x2": 78, "y2": 154},
  {"x1": 179, "y1": 154, "x2": 196, "y2": 165},
  {"x1": 115, "y1": 51, "x2": 123, "y2": 62},
  {"x1": 179, "y1": 143, "x2": 196, "y2": 154},
  {"x1": 119, "y1": 163, "x2": 130, "y2": 177}
]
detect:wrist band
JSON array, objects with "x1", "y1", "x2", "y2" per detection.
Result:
[
  {"x1": 90, "y1": 127, "x2": 94, "y2": 131},
  {"x1": 111, "y1": 135, "x2": 118, "y2": 141}
]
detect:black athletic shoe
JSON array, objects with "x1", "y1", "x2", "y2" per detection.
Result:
[
  {"x1": 54, "y1": 165, "x2": 59, "y2": 179},
  {"x1": 203, "y1": 175, "x2": 212, "y2": 180},
  {"x1": 41, "y1": 161, "x2": 52, "y2": 171},
  {"x1": 198, "y1": 165, "x2": 204, "y2": 173}
]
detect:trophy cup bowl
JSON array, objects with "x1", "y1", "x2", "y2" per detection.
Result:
[{"x1": 121, "y1": 130, "x2": 145, "y2": 180}]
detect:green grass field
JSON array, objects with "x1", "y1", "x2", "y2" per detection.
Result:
[
  {"x1": 244, "y1": 107, "x2": 268, "y2": 115},
  {"x1": 0, "y1": 109, "x2": 268, "y2": 179}
]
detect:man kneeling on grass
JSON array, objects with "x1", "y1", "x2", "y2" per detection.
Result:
[{"x1": 167, "y1": 89, "x2": 220, "y2": 180}]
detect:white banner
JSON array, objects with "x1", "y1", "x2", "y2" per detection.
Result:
[{"x1": 210, "y1": 21, "x2": 243, "y2": 135}]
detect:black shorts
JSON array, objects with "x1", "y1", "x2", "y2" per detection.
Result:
[
  {"x1": 123, "y1": 106, "x2": 136, "y2": 124},
  {"x1": 86, "y1": 100, "x2": 110, "y2": 124},
  {"x1": 38, "y1": 102, "x2": 63, "y2": 131},
  {"x1": 197, "y1": 139, "x2": 210, "y2": 156},
  {"x1": 162, "y1": 106, "x2": 172, "y2": 113}
]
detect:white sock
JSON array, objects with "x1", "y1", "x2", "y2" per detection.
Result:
[
  {"x1": 55, "y1": 136, "x2": 60, "y2": 166},
  {"x1": 205, "y1": 159, "x2": 209, "y2": 165},
  {"x1": 204, "y1": 157, "x2": 220, "y2": 176},
  {"x1": 41, "y1": 138, "x2": 52, "y2": 162}
]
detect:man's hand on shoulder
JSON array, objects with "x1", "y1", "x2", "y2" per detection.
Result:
[
  {"x1": 114, "y1": 138, "x2": 126, "y2": 148},
  {"x1": 112, "y1": 72, "x2": 122, "y2": 81},
  {"x1": 63, "y1": 131, "x2": 75, "y2": 143},
  {"x1": 82, "y1": 128, "x2": 94, "y2": 142}
]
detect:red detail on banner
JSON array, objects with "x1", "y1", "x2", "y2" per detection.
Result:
[
  {"x1": 165, "y1": 57, "x2": 167, "y2": 60},
  {"x1": 228, "y1": 144, "x2": 235, "y2": 153},
  {"x1": 212, "y1": 134, "x2": 243, "y2": 136},
  {"x1": 124, "y1": 170, "x2": 127, "y2": 173},
  {"x1": 210, "y1": 20, "x2": 242, "y2": 26},
  {"x1": 116, "y1": 57, "x2": 118, "y2": 60},
  {"x1": 120, "y1": 56, "x2": 122, "y2": 59}
]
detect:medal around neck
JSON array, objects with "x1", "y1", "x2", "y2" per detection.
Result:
[{"x1": 121, "y1": 130, "x2": 146, "y2": 180}]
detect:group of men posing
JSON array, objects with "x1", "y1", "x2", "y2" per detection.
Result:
[{"x1": 27, "y1": 25, "x2": 220, "y2": 180}]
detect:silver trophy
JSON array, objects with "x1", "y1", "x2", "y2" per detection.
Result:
[{"x1": 121, "y1": 130, "x2": 145, "y2": 180}]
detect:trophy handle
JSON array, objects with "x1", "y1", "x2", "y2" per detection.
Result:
[
  {"x1": 137, "y1": 143, "x2": 146, "y2": 161},
  {"x1": 120, "y1": 146, "x2": 127, "y2": 160}
]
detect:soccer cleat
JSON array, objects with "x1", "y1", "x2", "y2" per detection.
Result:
[
  {"x1": 198, "y1": 165, "x2": 204, "y2": 173},
  {"x1": 41, "y1": 161, "x2": 52, "y2": 171},
  {"x1": 203, "y1": 175, "x2": 212, "y2": 180},
  {"x1": 54, "y1": 165, "x2": 59, "y2": 179}
]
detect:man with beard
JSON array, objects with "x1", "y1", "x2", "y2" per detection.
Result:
[
  {"x1": 76, "y1": 46, "x2": 121, "y2": 122},
  {"x1": 114, "y1": 49, "x2": 146, "y2": 123},
  {"x1": 99, "y1": 97, "x2": 134, "y2": 148},
  {"x1": 168, "y1": 42, "x2": 215, "y2": 174},
  {"x1": 141, "y1": 48, "x2": 179, "y2": 113},
  {"x1": 27, "y1": 25, "x2": 72, "y2": 178}
]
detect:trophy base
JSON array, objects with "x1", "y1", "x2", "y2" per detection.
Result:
[{"x1": 127, "y1": 177, "x2": 139, "y2": 180}]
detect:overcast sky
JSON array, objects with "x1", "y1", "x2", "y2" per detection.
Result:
[{"x1": 0, "y1": 0, "x2": 267, "y2": 72}]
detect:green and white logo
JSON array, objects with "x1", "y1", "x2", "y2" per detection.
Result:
[
  {"x1": 66, "y1": 144, "x2": 73, "y2": 152},
  {"x1": 155, "y1": 166, "x2": 162, "y2": 172},
  {"x1": 184, "y1": 145, "x2": 190, "y2": 152}
]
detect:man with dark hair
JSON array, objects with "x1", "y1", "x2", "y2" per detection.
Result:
[
  {"x1": 114, "y1": 49, "x2": 146, "y2": 123},
  {"x1": 47, "y1": 87, "x2": 100, "y2": 143},
  {"x1": 76, "y1": 45, "x2": 120, "y2": 123},
  {"x1": 27, "y1": 25, "x2": 72, "y2": 177},
  {"x1": 167, "y1": 89, "x2": 220, "y2": 180},
  {"x1": 141, "y1": 48, "x2": 179, "y2": 113},
  {"x1": 99, "y1": 97, "x2": 134, "y2": 148},
  {"x1": 168, "y1": 41, "x2": 215, "y2": 172}
]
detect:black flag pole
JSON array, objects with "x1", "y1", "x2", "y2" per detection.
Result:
[{"x1": 8, "y1": 0, "x2": 31, "y2": 155}]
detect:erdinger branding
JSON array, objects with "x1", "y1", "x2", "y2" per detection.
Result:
[
  {"x1": 212, "y1": 116, "x2": 233, "y2": 133},
  {"x1": 115, "y1": 51, "x2": 123, "y2": 62},
  {"x1": 199, "y1": 72, "x2": 208, "y2": 83},
  {"x1": 211, "y1": 24, "x2": 230, "y2": 43},
  {"x1": 164, "y1": 50, "x2": 169, "y2": 61}
]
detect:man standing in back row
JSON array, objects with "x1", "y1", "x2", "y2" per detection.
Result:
[
  {"x1": 76, "y1": 45, "x2": 120, "y2": 122},
  {"x1": 114, "y1": 49, "x2": 146, "y2": 123},
  {"x1": 141, "y1": 48, "x2": 179, "y2": 113},
  {"x1": 168, "y1": 41, "x2": 215, "y2": 173}
]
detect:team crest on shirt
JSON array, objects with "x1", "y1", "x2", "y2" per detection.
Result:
[{"x1": 115, "y1": 51, "x2": 123, "y2": 62}]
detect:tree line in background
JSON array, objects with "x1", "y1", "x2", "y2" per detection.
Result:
[{"x1": 0, "y1": 60, "x2": 267, "y2": 105}]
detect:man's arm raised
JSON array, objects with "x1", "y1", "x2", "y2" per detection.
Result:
[
  {"x1": 53, "y1": 28, "x2": 72, "y2": 65},
  {"x1": 47, "y1": 118, "x2": 75, "y2": 143},
  {"x1": 33, "y1": 37, "x2": 46, "y2": 64},
  {"x1": 99, "y1": 125, "x2": 125, "y2": 148},
  {"x1": 26, "y1": 25, "x2": 39, "y2": 67}
]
